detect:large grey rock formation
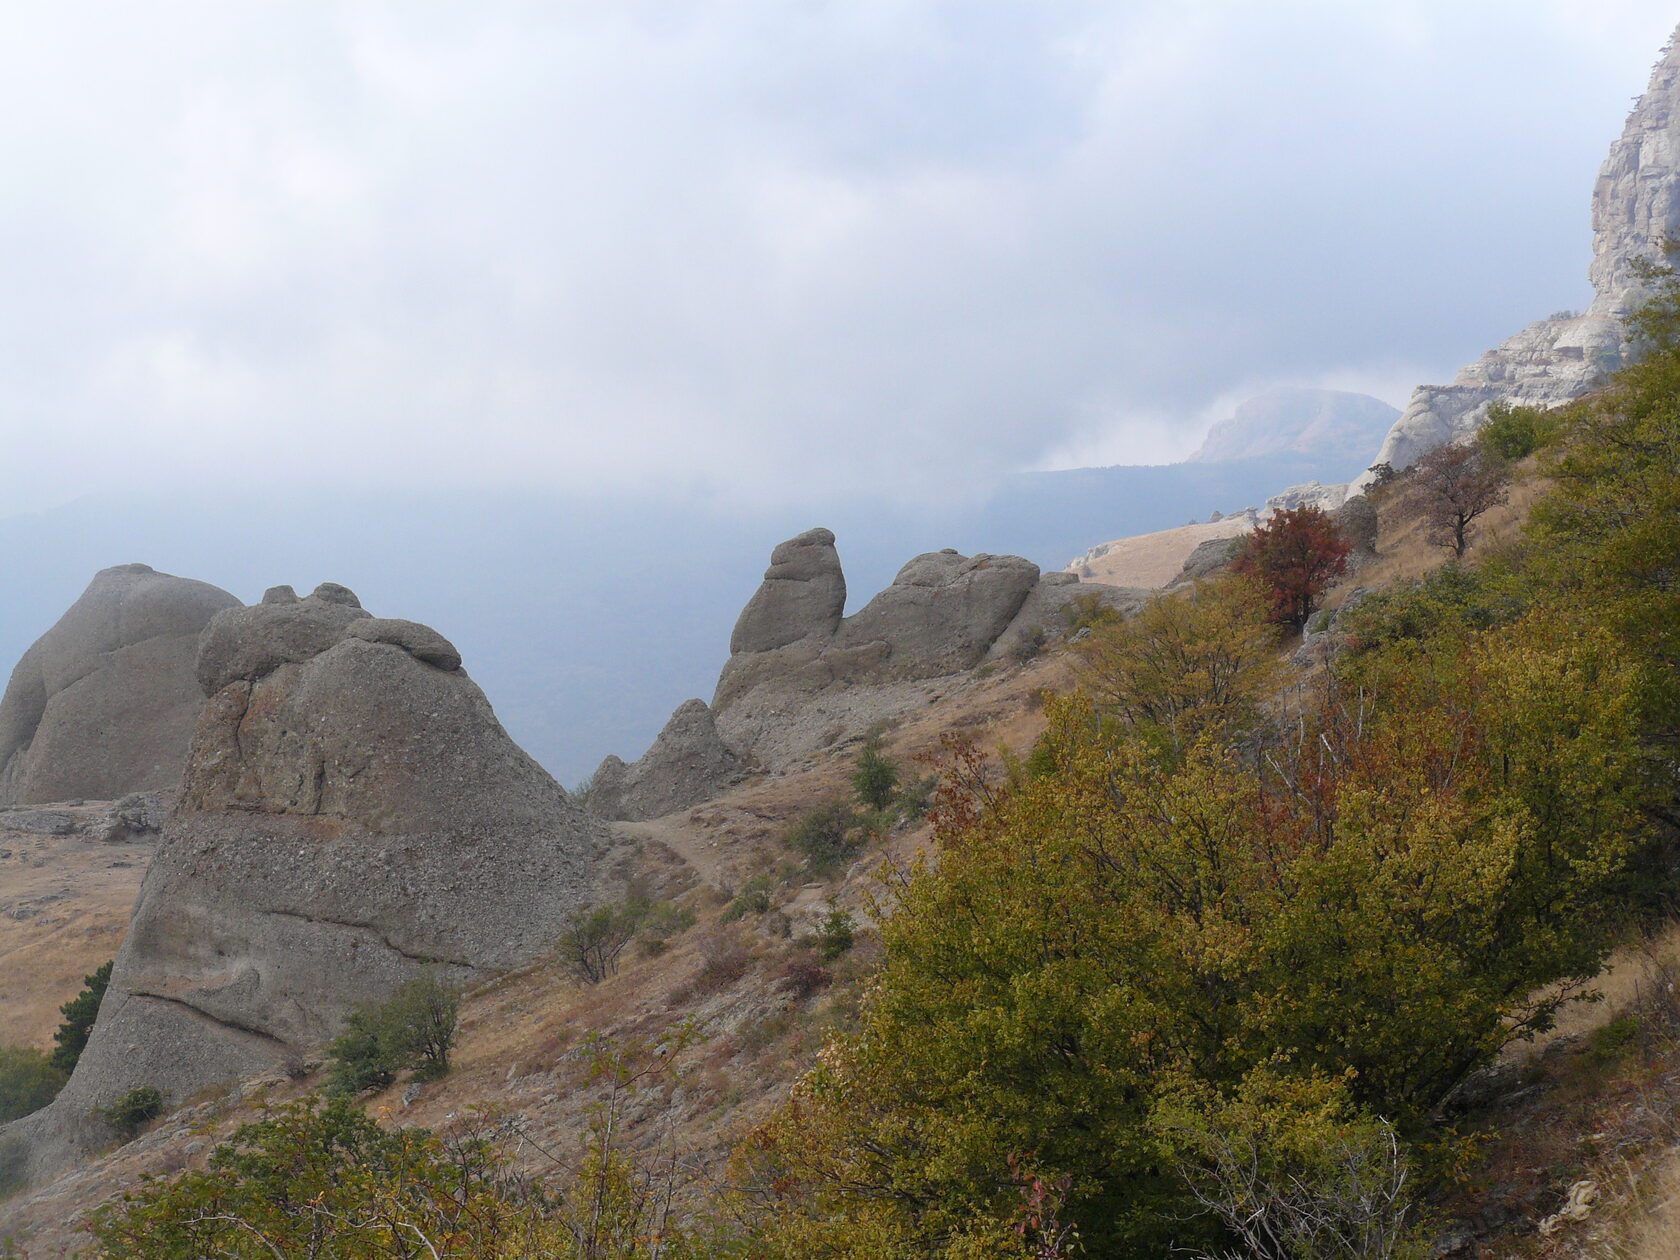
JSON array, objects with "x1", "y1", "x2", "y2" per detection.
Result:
[
  {"x1": 1354, "y1": 26, "x2": 1680, "y2": 488},
  {"x1": 708, "y1": 530, "x2": 1146, "y2": 769},
  {"x1": 0, "y1": 565, "x2": 239, "y2": 806},
  {"x1": 3, "y1": 583, "x2": 599, "y2": 1184},
  {"x1": 587, "y1": 699, "x2": 741, "y2": 822}
]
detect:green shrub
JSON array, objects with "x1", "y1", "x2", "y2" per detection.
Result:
[
  {"x1": 637, "y1": 900, "x2": 697, "y2": 954},
  {"x1": 0, "y1": 1046, "x2": 66, "y2": 1122},
  {"x1": 326, "y1": 1008, "x2": 401, "y2": 1096},
  {"x1": 853, "y1": 740, "x2": 901, "y2": 812},
  {"x1": 1065, "y1": 591, "x2": 1125, "y2": 634},
  {"x1": 1339, "y1": 563, "x2": 1527, "y2": 657},
  {"x1": 814, "y1": 909, "x2": 856, "y2": 961},
  {"x1": 787, "y1": 800, "x2": 865, "y2": 872},
  {"x1": 722, "y1": 875, "x2": 777, "y2": 922},
  {"x1": 51, "y1": 960, "x2": 111, "y2": 1074},
  {"x1": 326, "y1": 975, "x2": 461, "y2": 1095},
  {"x1": 558, "y1": 901, "x2": 640, "y2": 983},
  {"x1": 88, "y1": 1097, "x2": 526, "y2": 1258},
  {"x1": 1479, "y1": 400, "x2": 1557, "y2": 461},
  {"x1": 101, "y1": 1085, "x2": 164, "y2": 1139}
]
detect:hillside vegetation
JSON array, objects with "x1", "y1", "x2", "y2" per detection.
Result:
[{"x1": 14, "y1": 282, "x2": 1680, "y2": 1259}]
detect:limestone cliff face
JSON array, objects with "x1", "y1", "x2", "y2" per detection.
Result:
[
  {"x1": 4, "y1": 584, "x2": 599, "y2": 1184},
  {"x1": 1356, "y1": 25, "x2": 1680, "y2": 486},
  {"x1": 0, "y1": 565, "x2": 239, "y2": 806}
]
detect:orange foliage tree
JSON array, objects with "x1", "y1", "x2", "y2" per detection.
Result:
[{"x1": 1232, "y1": 505, "x2": 1351, "y2": 631}]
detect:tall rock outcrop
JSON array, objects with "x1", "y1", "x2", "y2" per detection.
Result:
[
  {"x1": 1355, "y1": 27, "x2": 1680, "y2": 486},
  {"x1": 584, "y1": 531, "x2": 1148, "y2": 812},
  {"x1": 0, "y1": 564, "x2": 240, "y2": 806},
  {"x1": 708, "y1": 531, "x2": 1146, "y2": 771},
  {"x1": 586, "y1": 699, "x2": 742, "y2": 822},
  {"x1": 3, "y1": 583, "x2": 599, "y2": 1184}
]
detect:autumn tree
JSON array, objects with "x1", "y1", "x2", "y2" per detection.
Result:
[
  {"x1": 1231, "y1": 505, "x2": 1350, "y2": 631},
  {"x1": 1077, "y1": 576, "x2": 1280, "y2": 751},
  {"x1": 1414, "y1": 442, "x2": 1509, "y2": 557}
]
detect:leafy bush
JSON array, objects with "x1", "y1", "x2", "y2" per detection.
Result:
[
  {"x1": 326, "y1": 975, "x2": 461, "y2": 1095},
  {"x1": 0, "y1": 1046, "x2": 66, "y2": 1122},
  {"x1": 89, "y1": 1097, "x2": 528, "y2": 1258},
  {"x1": 814, "y1": 909, "x2": 856, "y2": 961},
  {"x1": 786, "y1": 800, "x2": 864, "y2": 872},
  {"x1": 776, "y1": 953, "x2": 833, "y2": 1000},
  {"x1": 1064, "y1": 591, "x2": 1125, "y2": 634},
  {"x1": 636, "y1": 900, "x2": 697, "y2": 954},
  {"x1": 1479, "y1": 400, "x2": 1557, "y2": 461},
  {"x1": 853, "y1": 739, "x2": 901, "y2": 811},
  {"x1": 1338, "y1": 563, "x2": 1527, "y2": 658},
  {"x1": 558, "y1": 901, "x2": 642, "y2": 983},
  {"x1": 722, "y1": 875, "x2": 776, "y2": 922},
  {"x1": 1077, "y1": 576, "x2": 1279, "y2": 750},
  {"x1": 100, "y1": 1085, "x2": 164, "y2": 1139},
  {"x1": 51, "y1": 960, "x2": 111, "y2": 1074}
]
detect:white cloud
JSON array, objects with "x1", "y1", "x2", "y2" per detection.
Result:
[{"x1": 1, "y1": 1, "x2": 1676, "y2": 515}]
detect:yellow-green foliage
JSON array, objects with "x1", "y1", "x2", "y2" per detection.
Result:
[
  {"x1": 1076, "y1": 575, "x2": 1281, "y2": 750},
  {"x1": 741, "y1": 600, "x2": 1649, "y2": 1255}
]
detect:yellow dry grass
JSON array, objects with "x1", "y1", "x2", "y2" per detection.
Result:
[
  {"x1": 0, "y1": 807, "x2": 151, "y2": 1049},
  {"x1": 1070, "y1": 516, "x2": 1255, "y2": 589}
]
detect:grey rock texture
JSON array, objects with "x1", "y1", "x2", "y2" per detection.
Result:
[
  {"x1": 835, "y1": 550, "x2": 1041, "y2": 678},
  {"x1": 98, "y1": 793, "x2": 169, "y2": 844},
  {"x1": 708, "y1": 530, "x2": 1142, "y2": 769},
  {"x1": 4, "y1": 583, "x2": 599, "y2": 1184},
  {"x1": 1169, "y1": 537, "x2": 1246, "y2": 588},
  {"x1": 728, "y1": 527, "x2": 847, "y2": 654},
  {"x1": 1355, "y1": 24, "x2": 1680, "y2": 489},
  {"x1": 0, "y1": 565, "x2": 240, "y2": 807},
  {"x1": 586, "y1": 699, "x2": 742, "y2": 822}
]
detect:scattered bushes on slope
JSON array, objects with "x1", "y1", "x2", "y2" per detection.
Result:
[
  {"x1": 99, "y1": 1086, "x2": 164, "y2": 1140},
  {"x1": 326, "y1": 975, "x2": 461, "y2": 1095},
  {"x1": 0, "y1": 1046, "x2": 65, "y2": 1123}
]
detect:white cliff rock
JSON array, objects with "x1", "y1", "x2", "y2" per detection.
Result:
[{"x1": 1354, "y1": 27, "x2": 1680, "y2": 489}]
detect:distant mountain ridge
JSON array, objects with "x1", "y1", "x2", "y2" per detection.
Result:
[{"x1": 1187, "y1": 387, "x2": 1399, "y2": 465}]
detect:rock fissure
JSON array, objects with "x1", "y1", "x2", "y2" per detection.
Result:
[
  {"x1": 127, "y1": 991, "x2": 289, "y2": 1049},
  {"x1": 262, "y1": 908, "x2": 480, "y2": 971}
]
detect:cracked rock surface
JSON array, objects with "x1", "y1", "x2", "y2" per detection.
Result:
[{"x1": 4, "y1": 584, "x2": 600, "y2": 1184}]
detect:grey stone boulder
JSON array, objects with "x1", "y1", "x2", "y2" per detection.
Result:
[
  {"x1": 586, "y1": 699, "x2": 741, "y2": 822},
  {"x1": 4, "y1": 588, "x2": 600, "y2": 1186},
  {"x1": 711, "y1": 531, "x2": 1136, "y2": 769},
  {"x1": 835, "y1": 551, "x2": 1040, "y2": 678},
  {"x1": 345, "y1": 618, "x2": 463, "y2": 672},
  {"x1": 0, "y1": 809, "x2": 77, "y2": 836},
  {"x1": 729, "y1": 527, "x2": 846, "y2": 654},
  {"x1": 195, "y1": 589, "x2": 371, "y2": 694},
  {"x1": 98, "y1": 792, "x2": 169, "y2": 844},
  {"x1": 585, "y1": 755, "x2": 631, "y2": 820},
  {"x1": 0, "y1": 564, "x2": 240, "y2": 806},
  {"x1": 986, "y1": 573, "x2": 1149, "y2": 663},
  {"x1": 1169, "y1": 537, "x2": 1246, "y2": 588}
]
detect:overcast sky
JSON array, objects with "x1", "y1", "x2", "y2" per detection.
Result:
[{"x1": 2, "y1": 1, "x2": 1676, "y2": 517}]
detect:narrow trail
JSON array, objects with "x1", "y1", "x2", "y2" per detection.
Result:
[{"x1": 612, "y1": 816, "x2": 732, "y2": 890}]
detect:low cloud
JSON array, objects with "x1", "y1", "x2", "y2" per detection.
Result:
[{"x1": 1, "y1": 1, "x2": 1675, "y2": 514}]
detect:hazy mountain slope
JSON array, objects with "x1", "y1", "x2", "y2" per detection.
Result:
[{"x1": 1186, "y1": 387, "x2": 1399, "y2": 464}]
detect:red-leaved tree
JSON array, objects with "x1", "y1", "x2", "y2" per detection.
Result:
[{"x1": 1232, "y1": 505, "x2": 1351, "y2": 632}]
